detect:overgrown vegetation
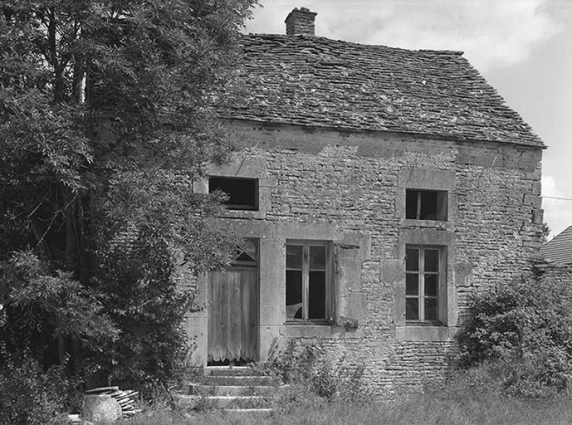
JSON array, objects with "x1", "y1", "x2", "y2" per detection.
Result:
[
  {"x1": 0, "y1": 347, "x2": 75, "y2": 425},
  {"x1": 459, "y1": 272, "x2": 572, "y2": 398},
  {"x1": 254, "y1": 339, "x2": 373, "y2": 407},
  {"x1": 0, "y1": 0, "x2": 259, "y2": 417}
]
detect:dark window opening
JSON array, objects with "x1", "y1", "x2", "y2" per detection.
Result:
[
  {"x1": 286, "y1": 242, "x2": 330, "y2": 322},
  {"x1": 406, "y1": 189, "x2": 448, "y2": 221},
  {"x1": 209, "y1": 177, "x2": 259, "y2": 211}
]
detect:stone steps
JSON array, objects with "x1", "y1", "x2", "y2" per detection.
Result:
[
  {"x1": 190, "y1": 384, "x2": 278, "y2": 396},
  {"x1": 174, "y1": 366, "x2": 281, "y2": 415}
]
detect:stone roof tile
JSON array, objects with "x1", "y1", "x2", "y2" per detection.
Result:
[
  {"x1": 219, "y1": 34, "x2": 544, "y2": 148},
  {"x1": 541, "y1": 226, "x2": 572, "y2": 264}
]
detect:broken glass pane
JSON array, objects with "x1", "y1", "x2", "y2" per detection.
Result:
[
  {"x1": 286, "y1": 270, "x2": 303, "y2": 319},
  {"x1": 309, "y1": 271, "x2": 326, "y2": 319}
]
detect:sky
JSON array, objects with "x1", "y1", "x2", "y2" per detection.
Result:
[{"x1": 243, "y1": 0, "x2": 572, "y2": 239}]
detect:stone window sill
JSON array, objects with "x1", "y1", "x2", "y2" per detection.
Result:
[
  {"x1": 401, "y1": 219, "x2": 452, "y2": 230},
  {"x1": 218, "y1": 209, "x2": 266, "y2": 220},
  {"x1": 281, "y1": 323, "x2": 361, "y2": 339},
  {"x1": 395, "y1": 325, "x2": 457, "y2": 342}
]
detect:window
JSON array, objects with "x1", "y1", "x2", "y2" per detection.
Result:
[
  {"x1": 406, "y1": 189, "x2": 448, "y2": 221},
  {"x1": 405, "y1": 246, "x2": 444, "y2": 323},
  {"x1": 286, "y1": 241, "x2": 332, "y2": 322},
  {"x1": 209, "y1": 177, "x2": 259, "y2": 211}
]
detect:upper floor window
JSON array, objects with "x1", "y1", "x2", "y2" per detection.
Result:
[
  {"x1": 286, "y1": 241, "x2": 332, "y2": 323},
  {"x1": 209, "y1": 176, "x2": 259, "y2": 211},
  {"x1": 405, "y1": 246, "x2": 444, "y2": 323},
  {"x1": 406, "y1": 189, "x2": 448, "y2": 221}
]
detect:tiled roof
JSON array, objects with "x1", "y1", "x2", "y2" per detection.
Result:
[
  {"x1": 541, "y1": 226, "x2": 572, "y2": 264},
  {"x1": 220, "y1": 34, "x2": 544, "y2": 148}
]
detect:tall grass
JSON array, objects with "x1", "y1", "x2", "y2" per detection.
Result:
[{"x1": 119, "y1": 392, "x2": 572, "y2": 425}]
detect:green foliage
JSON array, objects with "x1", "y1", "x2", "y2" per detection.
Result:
[
  {"x1": 0, "y1": 348, "x2": 74, "y2": 425},
  {"x1": 0, "y1": 250, "x2": 118, "y2": 361},
  {"x1": 255, "y1": 339, "x2": 373, "y2": 405},
  {"x1": 0, "y1": 0, "x2": 259, "y2": 398},
  {"x1": 459, "y1": 275, "x2": 572, "y2": 397}
]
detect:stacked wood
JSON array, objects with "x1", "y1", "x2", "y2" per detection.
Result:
[{"x1": 84, "y1": 387, "x2": 142, "y2": 416}]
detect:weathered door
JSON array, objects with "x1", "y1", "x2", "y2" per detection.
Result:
[{"x1": 207, "y1": 241, "x2": 259, "y2": 363}]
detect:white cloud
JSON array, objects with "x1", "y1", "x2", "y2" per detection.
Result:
[
  {"x1": 542, "y1": 175, "x2": 572, "y2": 238},
  {"x1": 246, "y1": 0, "x2": 562, "y2": 72},
  {"x1": 331, "y1": 0, "x2": 559, "y2": 72}
]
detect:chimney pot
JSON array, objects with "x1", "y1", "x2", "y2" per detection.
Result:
[{"x1": 285, "y1": 7, "x2": 317, "y2": 36}]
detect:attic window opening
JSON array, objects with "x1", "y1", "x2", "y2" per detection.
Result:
[
  {"x1": 209, "y1": 177, "x2": 259, "y2": 211},
  {"x1": 406, "y1": 189, "x2": 448, "y2": 221}
]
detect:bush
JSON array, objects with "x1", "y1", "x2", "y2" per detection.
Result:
[
  {"x1": 459, "y1": 274, "x2": 572, "y2": 397},
  {"x1": 255, "y1": 339, "x2": 373, "y2": 405},
  {"x1": 0, "y1": 348, "x2": 75, "y2": 425}
]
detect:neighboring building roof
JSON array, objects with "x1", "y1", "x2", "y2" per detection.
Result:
[
  {"x1": 220, "y1": 34, "x2": 544, "y2": 148},
  {"x1": 541, "y1": 226, "x2": 572, "y2": 264}
]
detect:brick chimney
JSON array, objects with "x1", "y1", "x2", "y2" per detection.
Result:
[{"x1": 285, "y1": 7, "x2": 317, "y2": 36}]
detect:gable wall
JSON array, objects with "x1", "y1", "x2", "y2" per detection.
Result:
[{"x1": 188, "y1": 121, "x2": 543, "y2": 396}]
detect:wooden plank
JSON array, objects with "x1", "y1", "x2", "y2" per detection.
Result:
[
  {"x1": 211, "y1": 272, "x2": 222, "y2": 362},
  {"x1": 219, "y1": 271, "x2": 227, "y2": 362},
  {"x1": 243, "y1": 268, "x2": 258, "y2": 361},
  {"x1": 251, "y1": 268, "x2": 259, "y2": 360},
  {"x1": 232, "y1": 270, "x2": 242, "y2": 361},
  {"x1": 240, "y1": 268, "x2": 250, "y2": 360},
  {"x1": 221, "y1": 270, "x2": 232, "y2": 360},
  {"x1": 207, "y1": 272, "x2": 213, "y2": 362}
]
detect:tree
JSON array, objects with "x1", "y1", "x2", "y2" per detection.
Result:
[{"x1": 0, "y1": 0, "x2": 258, "y2": 392}]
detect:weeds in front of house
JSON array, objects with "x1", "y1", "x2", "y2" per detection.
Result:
[{"x1": 253, "y1": 338, "x2": 374, "y2": 408}]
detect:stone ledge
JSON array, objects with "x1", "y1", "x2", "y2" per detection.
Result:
[{"x1": 395, "y1": 326, "x2": 458, "y2": 342}]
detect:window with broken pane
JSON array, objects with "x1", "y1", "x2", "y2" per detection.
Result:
[
  {"x1": 286, "y1": 241, "x2": 331, "y2": 322},
  {"x1": 406, "y1": 189, "x2": 448, "y2": 221},
  {"x1": 405, "y1": 246, "x2": 442, "y2": 323},
  {"x1": 209, "y1": 176, "x2": 259, "y2": 211}
]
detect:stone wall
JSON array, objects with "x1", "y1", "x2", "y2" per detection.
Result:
[
  {"x1": 187, "y1": 121, "x2": 544, "y2": 396},
  {"x1": 533, "y1": 260, "x2": 572, "y2": 285}
]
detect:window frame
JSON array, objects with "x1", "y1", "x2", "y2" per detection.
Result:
[
  {"x1": 285, "y1": 240, "x2": 333, "y2": 324},
  {"x1": 405, "y1": 189, "x2": 448, "y2": 221},
  {"x1": 208, "y1": 176, "x2": 259, "y2": 211},
  {"x1": 405, "y1": 245, "x2": 447, "y2": 326}
]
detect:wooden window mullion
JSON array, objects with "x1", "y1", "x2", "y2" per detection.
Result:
[
  {"x1": 419, "y1": 249, "x2": 425, "y2": 321},
  {"x1": 303, "y1": 245, "x2": 309, "y2": 321}
]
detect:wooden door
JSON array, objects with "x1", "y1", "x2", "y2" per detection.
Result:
[{"x1": 208, "y1": 242, "x2": 259, "y2": 363}]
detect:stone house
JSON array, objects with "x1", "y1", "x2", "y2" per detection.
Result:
[
  {"x1": 540, "y1": 225, "x2": 572, "y2": 265},
  {"x1": 185, "y1": 8, "x2": 545, "y2": 395}
]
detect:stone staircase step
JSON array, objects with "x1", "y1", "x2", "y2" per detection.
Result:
[
  {"x1": 205, "y1": 366, "x2": 265, "y2": 376},
  {"x1": 190, "y1": 384, "x2": 278, "y2": 396},
  {"x1": 202, "y1": 375, "x2": 275, "y2": 386},
  {"x1": 174, "y1": 366, "x2": 282, "y2": 413},
  {"x1": 174, "y1": 394, "x2": 268, "y2": 409}
]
